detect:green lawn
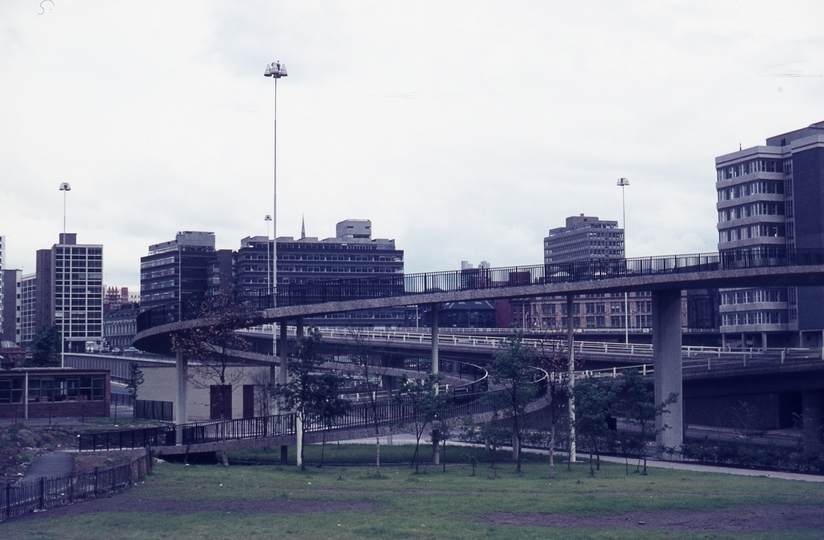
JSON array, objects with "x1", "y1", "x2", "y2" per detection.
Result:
[{"x1": 3, "y1": 445, "x2": 824, "y2": 539}]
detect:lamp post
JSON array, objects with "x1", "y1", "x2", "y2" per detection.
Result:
[
  {"x1": 265, "y1": 215, "x2": 273, "y2": 299},
  {"x1": 264, "y1": 61, "x2": 287, "y2": 307},
  {"x1": 59, "y1": 183, "x2": 71, "y2": 236},
  {"x1": 617, "y1": 177, "x2": 630, "y2": 345},
  {"x1": 58, "y1": 182, "x2": 71, "y2": 367}
]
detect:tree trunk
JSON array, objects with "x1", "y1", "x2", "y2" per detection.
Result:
[{"x1": 297, "y1": 415, "x2": 305, "y2": 470}]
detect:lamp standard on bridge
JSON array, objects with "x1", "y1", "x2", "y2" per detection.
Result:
[{"x1": 618, "y1": 177, "x2": 630, "y2": 345}]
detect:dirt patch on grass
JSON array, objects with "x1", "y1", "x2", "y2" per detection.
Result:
[{"x1": 484, "y1": 504, "x2": 824, "y2": 532}]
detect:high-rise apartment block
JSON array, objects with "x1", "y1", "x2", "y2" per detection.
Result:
[
  {"x1": 715, "y1": 121, "x2": 824, "y2": 348},
  {"x1": 34, "y1": 233, "x2": 103, "y2": 353}
]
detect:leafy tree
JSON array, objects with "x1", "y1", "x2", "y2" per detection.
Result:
[
  {"x1": 487, "y1": 332, "x2": 538, "y2": 474},
  {"x1": 393, "y1": 372, "x2": 447, "y2": 472},
  {"x1": 170, "y1": 293, "x2": 257, "y2": 466},
  {"x1": 127, "y1": 362, "x2": 145, "y2": 401},
  {"x1": 572, "y1": 375, "x2": 615, "y2": 476},
  {"x1": 348, "y1": 332, "x2": 393, "y2": 477},
  {"x1": 30, "y1": 324, "x2": 61, "y2": 367},
  {"x1": 311, "y1": 371, "x2": 351, "y2": 467},
  {"x1": 612, "y1": 369, "x2": 678, "y2": 475},
  {"x1": 271, "y1": 328, "x2": 349, "y2": 470},
  {"x1": 534, "y1": 337, "x2": 570, "y2": 478},
  {"x1": 459, "y1": 412, "x2": 509, "y2": 479}
]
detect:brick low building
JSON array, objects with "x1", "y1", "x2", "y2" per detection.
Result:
[{"x1": 0, "y1": 368, "x2": 110, "y2": 419}]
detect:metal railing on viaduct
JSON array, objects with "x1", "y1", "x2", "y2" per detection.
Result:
[{"x1": 137, "y1": 248, "x2": 824, "y2": 332}]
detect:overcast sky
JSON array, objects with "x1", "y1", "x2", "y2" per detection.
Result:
[{"x1": 2, "y1": 1, "x2": 824, "y2": 292}]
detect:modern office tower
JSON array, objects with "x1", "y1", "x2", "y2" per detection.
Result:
[
  {"x1": 20, "y1": 273, "x2": 36, "y2": 348},
  {"x1": 140, "y1": 231, "x2": 222, "y2": 313},
  {"x1": 234, "y1": 219, "x2": 405, "y2": 326},
  {"x1": 716, "y1": 121, "x2": 824, "y2": 348},
  {"x1": 544, "y1": 214, "x2": 624, "y2": 263},
  {"x1": 2, "y1": 269, "x2": 21, "y2": 343},
  {"x1": 34, "y1": 233, "x2": 104, "y2": 353},
  {"x1": 515, "y1": 215, "x2": 657, "y2": 332}
]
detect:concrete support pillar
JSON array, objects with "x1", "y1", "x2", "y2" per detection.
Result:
[
  {"x1": 383, "y1": 375, "x2": 394, "y2": 446},
  {"x1": 566, "y1": 294, "x2": 576, "y2": 463},
  {"x1": 296, "y1": 317, "x2": 304, "y2": 339},
  {"x1": 802, "y1": 390, "x2": 824, "y2": 451},
  {"x1": 279, "y1": 321, "x2": 288, "y2": 464},
  {"x1": 175, "y1": 350, "x2": 188, "y2": 444},
  {"x1": 652, "y1": 289, "x2": 683, "y2": 458},
  {"x1": 431, "y1": 304, "x2": 439, "y2": 376},
  {"x1": 761, "y1": 332, "x2": 768, "y2": 350},
  {"x1": 296, "y1": 416, "x2": 304, "y2": 469}
]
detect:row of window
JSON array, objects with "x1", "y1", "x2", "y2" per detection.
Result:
[
  {"x1": 718, "y1": 202, "x2": 785, "y2": 222},
  {"x1": 537, "y1": 315, "x2": 653, "y2": 329},
  {"x1": 0, "y1": 376, "x2": 106, "y2": 404},
  {"x1": 721, "y1": 289, "x2": 786, "y2": 305},
  {"x1": 277, "y1": 266, "x2": 402, "y2": 274},
  {"x1": 721, "y1": 311, "x2": 787, "y2": 326},
  {"x1": 54, "y1": 272, "x2": 103, "y2": 280},
  {"x1": 716, "y1": 159, "x2": 783, "y2": 181},
  {"x1": 717, "y1": 180, "x2": 784, "y2": 201},
  {"x1": 55, "y1": 247, "x2": 103, "y2": 256},
  {"x1": 56, "y1": 260, "x2": 102, "y2": 268},
  {"x1": 719, "y1": 224, "x2": 785, "y2": 243}
]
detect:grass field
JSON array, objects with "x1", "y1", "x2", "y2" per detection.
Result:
[{"x1": 3, "y1": 445, "x2": 824, "y2": 539}]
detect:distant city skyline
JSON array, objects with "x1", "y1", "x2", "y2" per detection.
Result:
[{"x1": 3, "y1": 2, "x2": 824, "y2": 290}]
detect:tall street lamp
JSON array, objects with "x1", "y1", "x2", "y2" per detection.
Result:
[
  {"x1": 58, "y1": 182, "x2": 71, "y2": 366},
  {"x1": 59, "y1": 182, "x2": 71, "y2": 237},
  {"x1": 617, "y1": 177, "x2": 630, "y2": 344},
  {"x1": 265, "y1": 215, "x2": 272, "y2": 297},
  {"x1": 264, "y1": 61, "x2": 287, "y2": 307}
]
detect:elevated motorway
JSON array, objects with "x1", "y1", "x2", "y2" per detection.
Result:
[{"x1": 133, "y1": 250, "x2": 824, "y2": 458}]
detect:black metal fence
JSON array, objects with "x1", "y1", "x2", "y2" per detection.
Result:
[
  {"x1": 134, "y1": 400, "x2": 173, "y2": 422},
  {"x1": 79, "y1": 427, "x2": 173, "y2": 451},
  {"x1": 0, "y1": 450, "x2": 153, "y2": 522}
]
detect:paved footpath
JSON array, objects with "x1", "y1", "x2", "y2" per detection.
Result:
[
  {"x1": 20, "y1": 451, "x2": 75, "y2": 484},
  {"x1": 344, "y1": 433, "x2": 824, "y2": 483}
]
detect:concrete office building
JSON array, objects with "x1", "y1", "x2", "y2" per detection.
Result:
[
  {"x1": 34, "y1": 234, "x2": 104, "y2": 353},
  {"x1": 2, "y1": 269, "x2": 21, "y2": 344},
  {"x1": 104, "y1": 303, "x2": 140, "y2": 351},
  {"x1": 140, "y1": 231, "x2": 233, "y2": 314},
  {"x1": 234, "y1": 219, "x2": 405, "y2": 326},
  {"x1": 715, "y1": 121, "x2": 824, "y2": 348},
  {"x1": 519, "y1": 215, "x2": 656, "y2": 332},
  {"x1": 19, "y1": 274, "x2": 36, "y2": 348},
  {"x1": 544, "y1": 214, "x2": 624, "y2": 263}
]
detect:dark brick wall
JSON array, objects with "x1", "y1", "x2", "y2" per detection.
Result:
[{"x1": 0, "y1": 400, "x2": 109, "y2": 419}]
